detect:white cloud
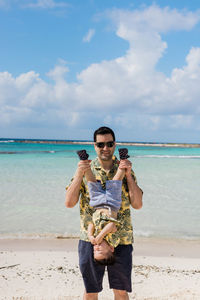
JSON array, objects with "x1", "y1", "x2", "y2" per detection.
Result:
[
  {"x1": 1, "y1": 5, "x2": 200, "y2": 142},
  {"x1": 83, "y1": 29, "x2": 95, "y2": 43},
  {"x1": 110, "y1": 5, "x2": 200, "y2": 34},
  {"x1": 47, "y1": 63, "x2": 69, "y2": 82}
]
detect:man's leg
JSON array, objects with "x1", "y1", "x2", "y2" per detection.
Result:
[
  {"x1": 83, "y1": 291, "x2": 98, "y2": 300},
  {"x1": 78, "y1": 241, "x2": 105, "y2": 296},
  {"x1": 113, "y1": 289, "x2": 129, "y2": 300},
  {"x1": 107, "y1": 244, "x2": 133, "y2": 297}
]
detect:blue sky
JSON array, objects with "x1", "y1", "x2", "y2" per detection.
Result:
[{"x1": 1, "y1": 0, "x2": 200, "y2": 143}]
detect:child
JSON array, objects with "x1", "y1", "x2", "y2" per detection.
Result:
[{"x1": 77, "y1": 148, "x2": 129, "y2": 264}]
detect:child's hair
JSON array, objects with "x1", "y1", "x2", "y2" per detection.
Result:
[{"x1": 94, "y1": 251, "x2": 115, "y2": 266}]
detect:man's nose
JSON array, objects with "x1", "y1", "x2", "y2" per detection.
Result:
[{"x1": 103, "y1": 144, "x2": 109, "y2": 150}]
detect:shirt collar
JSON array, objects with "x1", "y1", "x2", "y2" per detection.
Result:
[{"x1": 92, "y1": 155, "x2": 119, "y2": 172}]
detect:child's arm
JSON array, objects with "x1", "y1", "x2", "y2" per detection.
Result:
[
  {"x1": 88, "y1": 223, "x2": 96, "y2": 245},
  {"x1": 95, "y1": 222, "x2": 117, "y2": 245}
]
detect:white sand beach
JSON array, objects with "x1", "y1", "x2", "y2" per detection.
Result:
[{"x1": 0, "y1": 237, "x2": 200, "y2": 299}]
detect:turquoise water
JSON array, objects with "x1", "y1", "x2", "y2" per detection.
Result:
[{"x1": 0, "y1": 140, "x2": 200, "y2": 239}]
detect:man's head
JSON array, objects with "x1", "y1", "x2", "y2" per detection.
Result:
[
  {"x1": 94, "y1": 126, "x2": 115, "y2": 143},
  {"x1": 93, "y1": 240, "x2": 115, "y2": 265},
  {"x1": 93, "y1": 126, "x2": 116, "y2": 161}
]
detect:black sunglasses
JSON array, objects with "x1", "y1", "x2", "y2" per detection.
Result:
[{"x1": 95, "y1": 141, "x2": 115, "y2": 148}]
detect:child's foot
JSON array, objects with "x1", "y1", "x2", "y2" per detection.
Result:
[
  {"x1": 113, "y1": 148, "x2": 130, "y2": 180},
  {"x1": 77, "y1": 150, "x2": 96, "y2": 181},
  {"x1": 118, "y1": 148, "x2": 129, "y2": 160},
  {"x1": 77, "y1": 149, "x2": 89, "y2": 160}
]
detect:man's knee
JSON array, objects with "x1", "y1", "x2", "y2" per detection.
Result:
[
  {"x1": 113, "y1": 289, "x2": 129, "y2": 299},
  {"x1": 83, "y1": 291, "x2": 98, "y2": 300}
]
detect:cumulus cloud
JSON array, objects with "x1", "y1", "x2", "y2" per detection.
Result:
[
  {"x1": 74, "y1": 5, "x2": 200, "y2": 116},
  {"x1": 83, "y1": 29, "x2": 95, "y2": 43},
  {"x1": 110, "y1": 5, "x2": 200, "y2": 34},
  {"x1": 1, "y1": 5, "x2": 200, "y2": 141}
]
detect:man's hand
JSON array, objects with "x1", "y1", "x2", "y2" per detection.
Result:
[
  {"x1": 76, "y1": 160, "x2": 92, "y2": 177},
  {"x1": 119, "y1": 159, "x2": 132, "y2": 176},
  {"x1": 65, "y1": 159, "x2": 92, "y2": 208}
]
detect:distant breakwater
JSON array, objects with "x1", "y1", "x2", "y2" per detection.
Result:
[{"x1": 2, "y1": 139, "x2": 200, "y2": 148}]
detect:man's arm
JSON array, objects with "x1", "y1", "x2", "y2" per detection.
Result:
[
  {"x1": 65, "y1": 160, "x2": 91, "y2": 208},
  {"x1": 119, "y1": 160, "x2": 143, "y2": 209},
  {"x1": 126, "y1": 172, "x2": 143, "y2": 209}
]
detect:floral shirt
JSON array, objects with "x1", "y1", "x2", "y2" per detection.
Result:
[{"x1": 66, "y1": 156, "x2": 138, "y2": 245}]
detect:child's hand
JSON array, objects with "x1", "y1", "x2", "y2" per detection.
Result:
[
  {"x1": 89, "y1": 235, "x2": 96, "y2": 245},
  {"x1": 95, "y1": 235, "x2": 103, "y2": 245}
]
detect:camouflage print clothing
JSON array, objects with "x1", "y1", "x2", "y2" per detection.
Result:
[
  {"x1": 92, "y1": 210, "x2": 121, "y2": 248},
  {"x1": 66, "y1": 156, "x2": 137, "y2": 245}
]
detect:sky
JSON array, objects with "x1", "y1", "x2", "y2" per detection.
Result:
[{"x1": 0, "y1": 0, "x2": 200, "y2": 143}]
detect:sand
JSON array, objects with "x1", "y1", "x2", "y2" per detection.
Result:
[{"x1": 0, "y1": 237, "x2": 200, "y2": 299}]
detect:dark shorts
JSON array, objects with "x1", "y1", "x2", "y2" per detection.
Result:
[{"x1": 78, "y1": 240, "x2": 133, "y2": 293}]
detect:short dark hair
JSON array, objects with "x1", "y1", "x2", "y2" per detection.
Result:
[
  {"x1": 94, "y1": 252, "x2": 115, "y2": 266},
  {"x1": 93, "y1": 126, "x2": 115, "y2": 142}
]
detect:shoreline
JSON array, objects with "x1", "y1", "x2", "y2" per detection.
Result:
[
  {"x1": 0, "y1": 236, "x2": 200, "y2": 258},
  {"x1": 1, "y1": 138, "x2": 200, "y2": 148}
]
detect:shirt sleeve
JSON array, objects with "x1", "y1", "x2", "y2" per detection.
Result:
[
  {"x1": 122, "y1": 169, "x2": 140, "y2": 193},
  {"x1": 65, "y1": 177, "x2": 85, "y2": 195},
  {"x1": 65, "y1": 177, "x2": 74, "y2": 191},
  {"x1": 131, "y1": 169, "x2": 137, "y2": 184}
]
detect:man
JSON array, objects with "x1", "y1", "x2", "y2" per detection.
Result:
[{"x1": 65, "y1": 126, "x2": 143, "y2": 300}]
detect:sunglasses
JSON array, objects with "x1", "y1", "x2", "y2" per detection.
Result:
[{"x1": 95, "y1": 141, "x2": 115, "y2": 148}]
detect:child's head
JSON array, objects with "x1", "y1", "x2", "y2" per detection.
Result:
[{"x1": 93, "y1": 240, "x2": 115, "y2": 265}]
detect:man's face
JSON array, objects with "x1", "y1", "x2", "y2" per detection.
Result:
[
  {"x1": 93, "y1": 240, "x2": 114, "y2": 260},
  {"x1": 94, "y1": 134, "x2": 116, "y2": 161}
]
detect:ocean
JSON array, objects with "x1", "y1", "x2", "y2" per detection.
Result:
[{"x1": 0, "y1": 139, "x2": 200, "y2": 240}]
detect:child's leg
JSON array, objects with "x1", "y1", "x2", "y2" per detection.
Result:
[
  {"x1": 85, "y1": 168, "x2": 96, "y2": 182},
  {"x1": 77, "y1": 149, "x2": 96, "y2": 182},
  {"x1": 106, "y1": 162, "x2": 126, "y2": 210},
  {"x1": 112, "y1": 167, "x2": 125, "y2": 181},
  {"x1": 106, "y1": 180, "x2": 122, "y2": 211},
  {"x1": 88, "y1": 181, "x2": 106, "y2": 207},
  {"x1": 113, "y1": 147, "x2": 129, "y2": 180}
]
